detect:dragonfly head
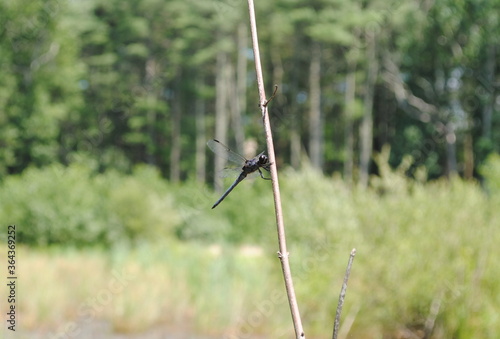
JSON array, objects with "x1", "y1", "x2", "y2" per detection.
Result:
[{"x1": 258, "y1": 154, "x2": 269, "y2": 165}]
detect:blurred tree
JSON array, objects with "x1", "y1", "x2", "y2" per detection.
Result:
[
  {"x1": 0, "y1": 0, "x2": 498, "y2": 182},
  {"x1": 0, "y1": 0, "x2": 84, "y2": 175},
  {"x1": 382, "y1": 0, "x2": 499, "y2": 178}
]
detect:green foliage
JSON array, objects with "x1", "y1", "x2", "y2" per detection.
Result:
[
  {"x1": 1, "y1": 164, "x2": 108, "y2": 245},
  {"x1": 3, "y1": 158, "x2": 500, "y2": 337},
  {"x1": 198, "y1": 163, "x2": 500, "y2": 338},
  {"x1": 480, "y1": 152, "x2": 500, "y2": 196},
  {"x1": 0, "y1": 164, "x2": 180, "y2": 246},
  {"x1": 0, "y1": 0, "x2": 85, "y2": 174},
  {"x1": 1, "y1": 0, "x2": 499, "y2": 179},
  {"x1": 353, "y1": 178, "x2": 498, "y2": 337},
  {"x1": 172, "y1": 177, "x2": 276, "y2": 244}
]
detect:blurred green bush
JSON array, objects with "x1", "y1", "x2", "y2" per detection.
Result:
[
  {"x1": 481, "y1": 152, "x2": 500, "y2": 198},
  {"x1": 0, "y1": 164, "x2": 180, "y2": 246},
  {"x1": 2, "y1": 153, "x2": 500, "y2": 337}
]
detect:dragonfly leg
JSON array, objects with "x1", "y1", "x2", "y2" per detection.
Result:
[
  {"x1": 263, "y1": 162, "x2": 273, "y2": 171},
  {"x1": 258, "y1": 168, "x2": 272, "y2": 180}
]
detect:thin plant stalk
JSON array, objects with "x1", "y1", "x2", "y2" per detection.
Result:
[
  {"x1": 332, "y1": 248, "x2": 356, "y2": 339},
  {"x1": 246, "y1": 0, "x2": 305, "y2": 338}
]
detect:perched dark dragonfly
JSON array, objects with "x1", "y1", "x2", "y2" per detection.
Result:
[{"x1": 207, "y1": 139, "x2": 271, "y2": 209}]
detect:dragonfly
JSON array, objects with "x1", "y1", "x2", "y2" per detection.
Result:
[{"x1": 207, "y1": 139, "x2": 271, "y2": 209}]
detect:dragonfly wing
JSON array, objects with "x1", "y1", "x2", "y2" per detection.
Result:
[
  {"x1": 219, "y1": 167, "x2": 241, "y2": 178},
  {"x1": 207, "y1": 139, "x2": 247, "y2": 165}
]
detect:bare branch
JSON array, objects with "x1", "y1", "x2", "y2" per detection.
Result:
[
  {"x1": 332, "y1": 248, "x2": 356, "y2": 339},
  {"x1": 247, "y1": 1, "x2": 305, "y2": 338},
  {"x1": 424, "y1": 291, "x2": 444, "y2": 339},
  {"x1": 382, "y1": 54, "x2": 439, "y2": 122},
  {"x1": 262, "y1": 84, "x2": 278, "y2": 107}
]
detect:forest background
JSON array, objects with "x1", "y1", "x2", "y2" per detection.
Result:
[{"x1": 1, "y1": 0, "x2": 500, "y2": 338}]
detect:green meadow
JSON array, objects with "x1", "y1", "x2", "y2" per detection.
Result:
[{"x1": 2, "y1": 154, "x2": 500, "y2": 338}]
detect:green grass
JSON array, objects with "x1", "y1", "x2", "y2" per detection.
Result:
[{"x1": 2, "y1": 156, "x2": 500, "y2": 337}]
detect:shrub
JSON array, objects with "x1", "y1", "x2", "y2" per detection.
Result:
[{"x1": 0, "y1": 164, "x2": 180, "y2": 246}]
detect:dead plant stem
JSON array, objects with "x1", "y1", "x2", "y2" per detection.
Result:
[{"x1": 246, "y1": 0, "x2": 305, "y2": 338}]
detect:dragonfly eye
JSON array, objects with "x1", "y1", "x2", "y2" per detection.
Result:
[{"x1": 259, "y1": 155, "x2": 268, "y2": 164}]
